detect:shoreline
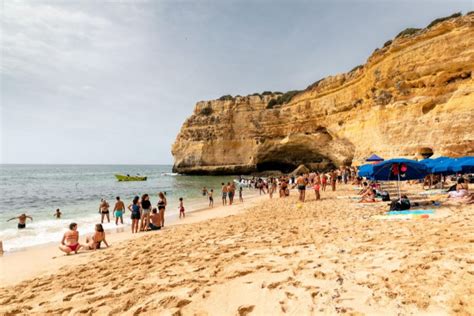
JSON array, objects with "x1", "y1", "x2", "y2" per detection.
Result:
[{"x1": 0, "y1": 190, "x2": 267, "y2": 286}]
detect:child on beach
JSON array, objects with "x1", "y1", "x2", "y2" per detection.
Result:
[
  {"x1": 86, "y1": 224, "x2": 109, "y2": 250},
  {"x1": 128, "y1": 196, "x2": 141, "y2": 233},
  {"x1": 59, "y1": 222, "x2": 81, "y2": 254},
  {"x1": 54, "y1": 209, "x2": 62, "y2": 219},
  {"x1": 179, "y1": 197, "x2": 185, "y2": 218},
  {"x1": 113, "y1": 196, "x2": 125, "y2": 225},
  {"x1": 208, "y1": 189, "x2": 214, "y2": 207},
  {"x1": 149, "y1": 208, "x2": 161, "y2": 230}
]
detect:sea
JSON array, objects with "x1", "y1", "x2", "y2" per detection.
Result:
[{"x1": 0, "y1": 164, "x2": 239, "y2": 252}]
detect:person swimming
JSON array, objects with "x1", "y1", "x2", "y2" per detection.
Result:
[
  {"x1": 7, "y1": 213, "x2": 33, "y2": 229},
  {"x1": 54, "y1": 209, "x2": 62, "y2": 219}
]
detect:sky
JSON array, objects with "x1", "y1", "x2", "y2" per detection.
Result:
[{"x1": 1, "y1": 0, "x2": 472, "y2": 165}]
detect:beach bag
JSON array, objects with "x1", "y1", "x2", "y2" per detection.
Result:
[{"x1": 381, "y1": 191, "x2": 390, "y2": 201}]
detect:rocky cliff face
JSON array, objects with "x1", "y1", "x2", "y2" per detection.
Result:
[{"x1": 172, "y1": 14, "x2": 474, "y2": 175}]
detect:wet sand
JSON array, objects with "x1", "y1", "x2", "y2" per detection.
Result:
[{"x1": 0, "y1": 184, "x2": 472, "y2": 315}]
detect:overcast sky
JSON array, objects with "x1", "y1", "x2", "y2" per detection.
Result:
[{"x1": 1, "y1": 0, "x2": 472, "y2": 164}]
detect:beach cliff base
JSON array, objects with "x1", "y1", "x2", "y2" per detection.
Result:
[
  {"x1": 0, "y1": 186, "x2": 473, "y2": 315},
  {"x1": 172, "y1": 14, "x2": 474, "y2": 175}
]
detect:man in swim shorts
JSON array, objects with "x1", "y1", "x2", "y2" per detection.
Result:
[
  {"x1": 221, "y1": 183, "x2": 228, "y2": 206},
  {"x1": 59, "y1": 222, "x2": 82, "y2": 254},
  {"x1": 113, "y1": 196, "x2": 125, "y2": 225},
  {"x1": 7, "y1": 213, "x2": 33, "y2": 229},
  {"x1": 296, "y1": 174, "x2": 306, "y2": 202}
]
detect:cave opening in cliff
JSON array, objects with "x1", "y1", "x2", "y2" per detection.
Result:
[{"x1": 256, "y1": 161, "x2": 297, "y2": 174}]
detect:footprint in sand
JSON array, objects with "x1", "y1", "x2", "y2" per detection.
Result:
[{"x1": 237, "y1": 305, "x2": 255, "y2": 316}]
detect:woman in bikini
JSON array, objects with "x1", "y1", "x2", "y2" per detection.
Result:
[
  {"x1": 157, "y1": 192, "x2": 167, "y2": 228},
  {"x1": 140, "y1": 194, "x2": 152, "y2": 231},
  {"x1": 59, "y1": 222, "x2": 82, "y2": 254},
  {"x1": 86, "y1": 224, "x2": 109, "y2": 250},
  {"x1": 128, "y1": 196, "x2": 141, "y2": 233}
]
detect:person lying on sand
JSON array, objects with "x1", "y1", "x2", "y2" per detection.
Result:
[
  {"x1": 448, "y1": 178, "x2": 469, "y2": 199},
  {"x1": 86, "y1": 224, "x2": 109, "y2": 250},
  {"x1": 7, "y1": 213, "x2": 33, "y2": 229},
  {"x1": 59, "y1": 223, "x2": 82, "y2": 254}
]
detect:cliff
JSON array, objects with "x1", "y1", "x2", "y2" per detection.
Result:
[{"x1": 172, "y1": 14, "x2": 474, "y2": 175}]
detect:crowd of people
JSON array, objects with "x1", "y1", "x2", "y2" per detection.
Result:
[{"x1": 5, "y1": 165, "x2": 471, "y2": 256}]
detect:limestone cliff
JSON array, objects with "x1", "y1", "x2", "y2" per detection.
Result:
[{"x1": 172, "y1": 14, "x2": 474, "y2": 175}]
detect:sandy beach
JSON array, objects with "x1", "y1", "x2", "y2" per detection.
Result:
[{"x1": 0, "y1": 184, "x2": 472, "y2": 315}]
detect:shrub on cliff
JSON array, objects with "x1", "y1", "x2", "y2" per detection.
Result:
[
  {"x1": 350, "y1": 65, "x2": 363, "y2": 73},
  {"x1": 395, "y1": 28, "x2": 421, "y2": 38},
  {"x1": 427, "y1": 12, "x2": 461, "y2": 28},
  {"x1": 200, "y1": 107, "x2": 213, "y2": 116},
  {"x1": 218, "y1": 95, "x2": 233, "y2": 101},
  {"x1": 266, "y1": 99, "x2": 278, "y2": 109},
  {"x1": 266, "y1": 90, "x2": 301, "y2": 108},
  {"x1": 262, "y1": 91, "x2": 273, "y2": 95}
]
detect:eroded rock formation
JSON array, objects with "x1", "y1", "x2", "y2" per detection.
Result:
[{"x1": 172, "y1": 14, "x2": 474, "y2": 174}]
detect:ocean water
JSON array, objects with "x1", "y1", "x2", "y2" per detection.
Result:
[{"x1": 0, "y1": 165, "x2": 238, "y2": 252}]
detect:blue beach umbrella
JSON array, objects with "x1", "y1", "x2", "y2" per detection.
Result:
[
  {"x1": 452, "y1": 156, "x2": 474, "y2": 174},
  {"x1": 365, "y1": 154, "x2": 384, "y2": 162},
  {"x1": 372, "y1": 158, "x2": 429, "y2": 198},
  {"x1": 430, "y1": 158, "x2": 457, "y2": 175},
  {"x1": 358, "y1": 164, "x2": 374, "y2": 178}
]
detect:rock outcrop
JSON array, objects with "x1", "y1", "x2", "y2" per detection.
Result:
[{"x1": 172, "y1": 14, "x2": 474, "y2": 175}]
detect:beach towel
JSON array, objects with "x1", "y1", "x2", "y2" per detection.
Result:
[{"x1": 386, "y1": 209, "x2": 434, "y2": 215}]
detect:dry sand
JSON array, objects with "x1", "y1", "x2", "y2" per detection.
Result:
[{"x1": 0, "y1": 184, "x2": 473, "y2": 315}]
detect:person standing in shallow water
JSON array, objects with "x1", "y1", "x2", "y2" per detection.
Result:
[
  {"x1": 113, "y1": 196, "x2": 125, "y2": 225},
  {"x1": 7, "y1": 213, "x2": 33, "y2": 229},
  {"x1": 157, "y1": 192, "x2": 167, "y2": 227},
  {"x1": 128, "y1": 196, "x2": 141, "y2": 233},
  {"x1": 221, "y1": 183, "x2": 228, "y2": 206},
  {"x1": 99, "y1": 199, "x2": 110, "y2": 224},
  {"x1": 140, "y1": 194, "x2": 152, "y2": 231},
  {"x1": 208, "y1": 189, "x2": 214, "y2": 208}
]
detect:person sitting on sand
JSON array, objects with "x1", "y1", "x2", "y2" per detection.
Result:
[
  {"x1": 208, "y1": 189, "x2": 214, "y2": 207},
  {"x1": 359, "y1": 187, "x2": 376, "y2": 203},
  {"x1": 54, "y1": 209, "x2": 62, "y2": 219},
  {"x1": 389, "y1": 195, "x2": 411, "y2": 211},
  {"x1": 7, "y1": 213, "x2": 33, "y2": 229},
  {"x1": 149, "y1": 208, "x2": 161, "y2": 230},
  {"x1": 59, "y1": 223, "x2": 81, "y2": 254},
  {"x1": 448, "y1": 177, "x2": 469, "y2": 199},
  {"x1": 86, "y1": 224, "x2": 109, "y2": 250},
  {"x1": 113, "y1": 196, "x2": 125, "y2": 225},
  {"x1": 179, "y1": 197, "x2": 185, "y2": 219}
]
